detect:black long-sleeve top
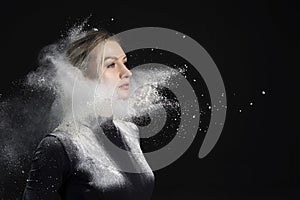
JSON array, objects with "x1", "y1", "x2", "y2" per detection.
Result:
[{"x1": 22, "y1": 118, "x2": 154, "y2": 200}]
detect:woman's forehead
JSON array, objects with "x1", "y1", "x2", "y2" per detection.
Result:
[{"x1": 103, "y1": 40, "x2": 125, "y2": 58}]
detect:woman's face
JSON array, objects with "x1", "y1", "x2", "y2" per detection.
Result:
[{"x1": 99, "y1": 41, "x2": 132, "y2": 100}]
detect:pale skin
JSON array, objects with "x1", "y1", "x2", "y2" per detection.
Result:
[
  {"x1": 88, "y1": 40, "x2": 133, "y2": 117},
  {"x1": 99, "y1": 41, "x2": 132, "y2": 100}
]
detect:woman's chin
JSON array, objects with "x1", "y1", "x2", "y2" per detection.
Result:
[{"x1": 117, "y1": 91, "x2": 130, "y2": 100}]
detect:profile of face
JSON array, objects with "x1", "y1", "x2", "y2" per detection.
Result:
[{"x1": 98, "y1": 41, "x2": 132, "y2": 100}]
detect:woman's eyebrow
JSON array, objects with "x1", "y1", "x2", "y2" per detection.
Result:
[
  {"x1": 104, "y1": 55, "x2": 127, "y2": 61},
  {"x1": 104, "y1": 56, "x2": 118, "y2": 61}
]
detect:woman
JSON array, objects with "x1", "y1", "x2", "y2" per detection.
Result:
[{"x1": 22, "y1": 29, "x2": 155, "y2": 200}]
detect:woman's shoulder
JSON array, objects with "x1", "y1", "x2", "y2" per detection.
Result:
[
  {"x1": 36, "y1": 134, "x2": 66, "y2": 156},
  {"x1": 39, "y1": 131, "x2": 79, "y2": 168},
  {"x1": 45, "y1": 131, "x2": 75, "y2": 148}
]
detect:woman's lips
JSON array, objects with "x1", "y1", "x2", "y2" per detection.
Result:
[{"x1": 119, "y1": 83, "x2": 129, "y2": 90}]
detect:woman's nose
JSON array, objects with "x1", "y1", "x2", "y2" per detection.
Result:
[{"x1": 119, "y1": 63, "x2": 132, "y2": 79}]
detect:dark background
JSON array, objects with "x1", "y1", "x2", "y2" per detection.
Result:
[{"x1": 0, "y1": 0, "x2": 299, "y2": 199}]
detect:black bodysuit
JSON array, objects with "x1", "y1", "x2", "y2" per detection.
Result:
[{"x1": 22, "y1": 118, "x2": 154, "y2": 200}]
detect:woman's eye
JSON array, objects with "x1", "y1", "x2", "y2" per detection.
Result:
[{"x1": 107, "y1": 63, "x2": 115, "y2": 68}]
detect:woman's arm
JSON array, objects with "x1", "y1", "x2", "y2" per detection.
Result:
[{"x1": 22, "y1": 135, "x2": 71, "y2": 200}]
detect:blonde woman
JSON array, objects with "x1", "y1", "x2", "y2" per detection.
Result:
[{"x1": 22, "y1": 30, "x2": 155, "y2": 200}]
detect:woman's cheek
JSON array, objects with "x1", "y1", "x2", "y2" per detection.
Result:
[{"x1": 101, "y1": 72, "x2": 119, "y2": 89}]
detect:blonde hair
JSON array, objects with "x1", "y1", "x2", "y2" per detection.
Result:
[{"x1": 65, "y1": 30, "x2": 117, "y2": 80}]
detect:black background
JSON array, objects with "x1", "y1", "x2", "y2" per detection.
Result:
[{"x1": 0, "y1": 0, "x2": 299, "y2": 199}]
